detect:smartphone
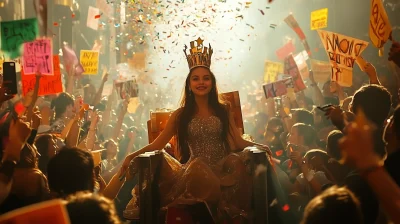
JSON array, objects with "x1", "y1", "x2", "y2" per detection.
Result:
[
  {"x1": 316, "y1": 104, "x2": 333, "y2": 112},
  {"x1": 2, "y1": 62, "x2": 17, "y2": 95}
]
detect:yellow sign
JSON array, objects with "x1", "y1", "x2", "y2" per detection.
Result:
[
  {"x1": 311, "y1": 8, "x2": 328, "y2": 30},
  {"x1": 264, "y1": 60, "x2": 283, "y2": 83},
  {"x1": 80, "y1": 50, "x2": 99, "y2": 75},
  {"x1": 369, "y1": 0, "x2": 392, "y2": 49}
]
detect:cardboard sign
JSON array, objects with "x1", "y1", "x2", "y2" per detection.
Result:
[
  {"x1": 284, "y1": 54, "x2": 307, "y2": 92},
  {"x1": 284, "y1": 14, "x2": 312, "y2": 57},
  {"x1": 276, "y1": 41, "x2": 296, "y2": 60},
  {"x1": 87, "y1": 6, "x2": 100, "y2": 30},
  {"x1": 23, "y1": 39, "x2": 53, "y2": 75},
  {"x1": 80, "y1": 50, "x2": 99, "y2": 75},
  {"x1": 0, "y1": 199, "x2": 69, "y2": 224},
  {"x1": 311, "y1": 8, "x2": 328, "y2": 30},
  {"x1": 310, "y1": 59, "x2": 332, "y2": 83},
  {"x1": 294, "y1": 52, "x2": 309, "y2": 79},
  {"x1": 369, "y1": 0, "x2": 392, "y2": 49},
  {"x1": 264, "y1": 61, "x2": 284, "y2": 83},
  {"x1": 0, "y1": 18, "x2": 39, "y2": 58},
  {"x1": 263, "y1": 77, "x2": 294, "y2": 99},
  {"x1": 21, "y1": 55, "x2": 63, "y2": 96},
  {"x1": 317, "y1": 30, "x2": 369, "y2": 87}
]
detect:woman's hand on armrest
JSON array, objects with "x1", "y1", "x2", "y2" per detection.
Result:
[{"x1": 118, "y1": 109, "x2": 180, "y2": 178}]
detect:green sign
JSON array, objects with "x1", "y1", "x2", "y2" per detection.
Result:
[{"x1": 1, "y1": 18, "x2": 39, "y2": 58}]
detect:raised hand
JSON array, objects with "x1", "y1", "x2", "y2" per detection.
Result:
[
  {"x1": 364, "y1": 63, "x2": 377, "y2": 78},
  {"x1": 101, "y1": 65, "x2": 109, "y2": 83},
  {"x1": 338, "y1": 110, "x2": 382, "y2": 170},
  {"x1": 0, "y1": 87, "x2": 14, "y2": 105},
  {"x1": 31, "y1": 107, "x2": 42, "y2": 130}
]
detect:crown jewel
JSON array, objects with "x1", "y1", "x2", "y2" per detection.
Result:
[{"x1": 183, "y1": 37, "x2": 213, "y2": 70}]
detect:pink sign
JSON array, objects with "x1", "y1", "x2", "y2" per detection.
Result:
[
  {"x1": 276, "y1": 41, "x2": 296, "y2": 60},
  {"x1": 62, "y1": 44, "x2": 84, "y2": 76},
  {"x1": 23, "y1": 39, "x2": 53, "y2": 75}
]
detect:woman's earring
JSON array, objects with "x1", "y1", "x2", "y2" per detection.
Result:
[{"x1": 189, "y1": 88, "x2": 192, "y2": 96}]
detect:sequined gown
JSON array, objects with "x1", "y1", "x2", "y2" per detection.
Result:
[{"x1": 153, "y1": 116, "x2": 252, "y2": 220}]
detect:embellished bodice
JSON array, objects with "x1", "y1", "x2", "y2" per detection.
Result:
[{"x1": 187, "y1": 116, "x2": 226, "y2": 166}]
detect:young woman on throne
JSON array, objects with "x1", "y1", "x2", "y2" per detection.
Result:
[{"x1": 119, "y1": 38, "x2": 272, "y2": 222}]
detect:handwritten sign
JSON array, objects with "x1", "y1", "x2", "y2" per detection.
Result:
[
  {"x1": 80, "y1": 50, "x2": 99, "y2": 75},
  {"x1": 0, "y1": 199, "x2": 69, "y2": 224},
  {"x1": 294, "y1": 52, "x2": 309, "y2": 79},
  {"x1": 318, "y1": 30, "x2": 369, "y2": 87},
  {"x1": 264, "y1": 61, "x2": 284, "y2": 83},
  {"x1": 263, "y1": 78, "x2": 294, "y2": 99},
  {"x1": 284, "y1": 54, "x2": 307, "y2": 92},
  {"x1": 0, "y1": 18, "x2": 38, "y2": 58},
  {"x1": 311, "y1": 8, "x2": 328, "y2": 30},
  {"x1": 310, "y1": 59, "x2": 332, "y2": 83},
  {"x1": 23, "y1": 39, "x2": 53, "y2": 75},
  {"x1": 87, "y1": 6, "x2": 100, "y2": 30},
  {"x1": 21, "y1": 55, "x2": 63, "y2": 96},
  {"x1": 276, "y1": 41, "x2": 296, "y2": 60},
  {"x1": 369, "y1": 0, "x2": 392, "y2": 49},
  {"x1": 284, "y1": 14, "x2": 312, "y2": 57}
]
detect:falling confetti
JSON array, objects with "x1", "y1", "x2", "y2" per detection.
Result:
[
  {"x1": 95, "y1": 14, "x2": 101, "y2": 19},
  {"x1": 259, "y1": 9, "x2": 264, "y2": 15}
]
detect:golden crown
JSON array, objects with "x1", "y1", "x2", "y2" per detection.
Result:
[{"x1": 183, "y1": 37, "x2": 213, "y2": 70}]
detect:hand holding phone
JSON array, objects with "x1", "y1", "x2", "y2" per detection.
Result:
[
  {"x1": 316, "y1": 104, "x2": 333, "y2": 112},
  {"x1": 2, "y1": 62, "x2": 18, "y2": 95}
]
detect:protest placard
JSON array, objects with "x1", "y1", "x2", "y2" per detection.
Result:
[
  {"x1": 80, "y1": 50, "x2": 99, "y2": 75},
  {"x1": 284, "y1": 54, "x2": 307, "y2": 92},
  {"x1": 0, "y1": 199, "x2": 69, "y2": 224},
  {"x1": 23, "y1": 39, "x2": 53, "y2": 75},
  {"x1": 87, "y1": 6, "x2": 100, "y2": 30},
  {"x1": 310, "y1": 59, "x2": 332, "y2": 83},
  {"x1": 0, "y1": 18, "x2": 39, "y2": 58},
  {"x1": 369, "y1": 0, "x2": 392, "y2": 50},
  {"x1": 284, "y1": 14, "x2": 312, "y2": 57},
  {"x1": 311, "y1": 8, "x2": 328, "y2": 30},
  {"x1": 276, "y1": 41, "x2": 296, "y2": 60},
  {"x1": 318, "y1": 30, "x2": 369, "y2": 87},
  {"x1": 264, "y1": 61, "x2": 284, "y2": 83},
  {"x1": 21, "y1": 55, "x2": 63, "y2": 96},
  {"x1": 294, "y1": 52, "x2": 309, "y2": 79},
  {"x1": 263, "y1": 77, "x2": 294, "y2": 99}
]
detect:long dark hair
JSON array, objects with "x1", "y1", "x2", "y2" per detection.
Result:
[{"x1": 176, "y1": 67, "x2": 230, "y2": 163}]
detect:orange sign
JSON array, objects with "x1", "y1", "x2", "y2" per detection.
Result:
[{"x1": 21, "y1": 55, "x2": 63, "y2": 96}]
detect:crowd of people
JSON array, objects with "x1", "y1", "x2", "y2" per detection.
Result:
[{"x1": 0, "y1": 37, "x2": 400, "y2": 224}]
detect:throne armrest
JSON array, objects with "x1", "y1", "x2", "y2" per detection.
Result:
[
  {"x1": 137, "y1": 150, "x2": 163, "y2": 224},
  {"x1": 248, "y1": 147, "x2": 269, "y2": 223}
]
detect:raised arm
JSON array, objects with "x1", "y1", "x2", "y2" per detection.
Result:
[
  {"x1": 119, "y1": 109, "x2": 180, "y2": 177},
  {"x1": 309, "y1": 70, "x2": 325, "y2": 106},
  {"x1": 92, "y1": 67, "x2": 108, "y2": 106},
  {"x1": 363, "y1": 62, "x2": 381, "y2": 85}
]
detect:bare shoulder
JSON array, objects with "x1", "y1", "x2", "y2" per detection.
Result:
[{"x1": 171, "y1": 108, "x2": 183, "y2": 118}]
